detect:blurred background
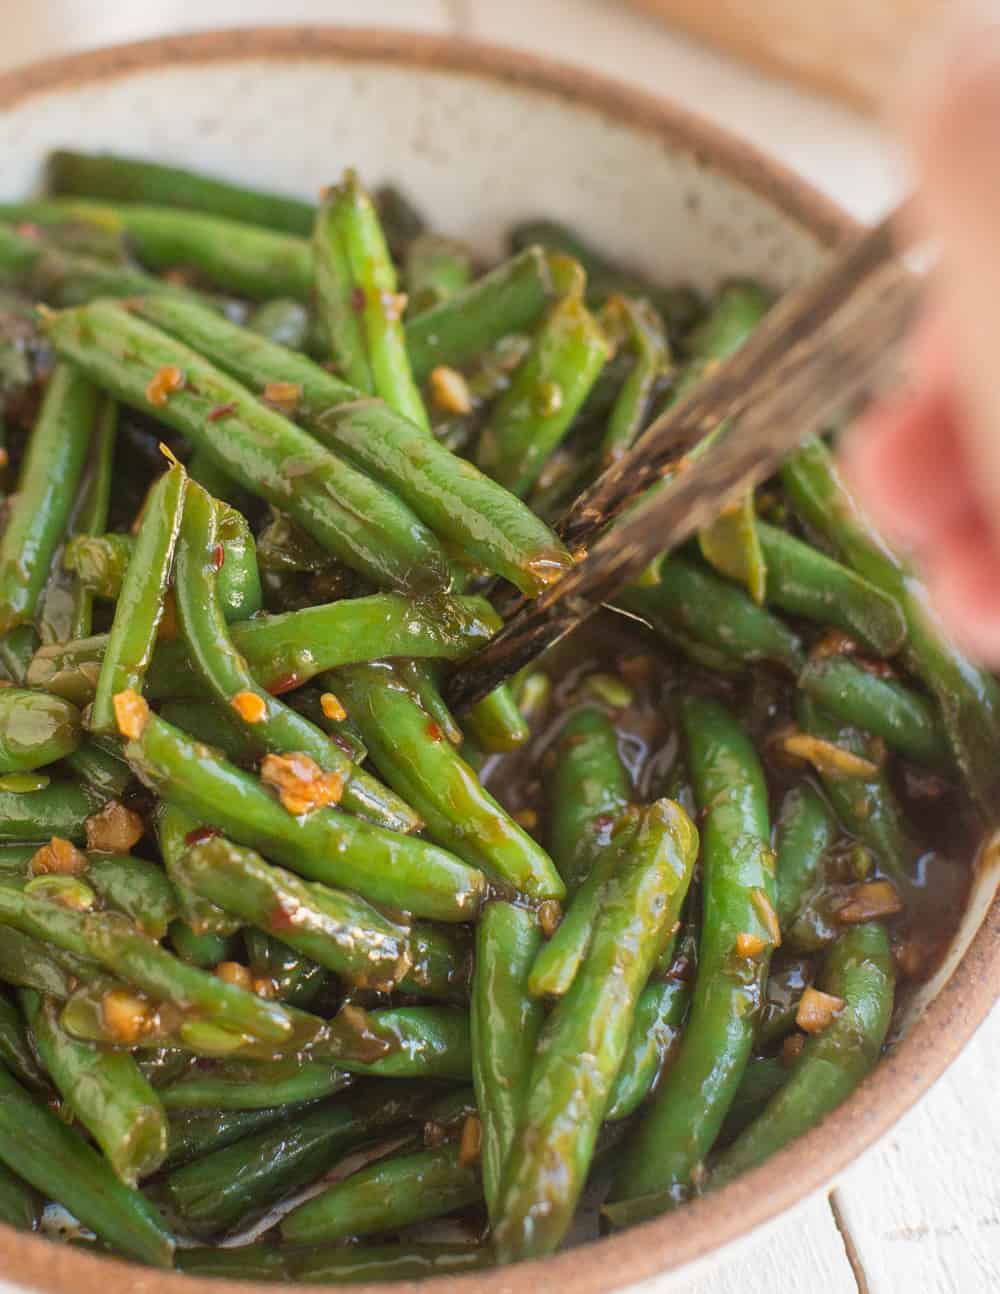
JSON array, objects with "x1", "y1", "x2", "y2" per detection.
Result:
[{"x1": 3, "y1": 0, "x2": 909, "y2": 219}]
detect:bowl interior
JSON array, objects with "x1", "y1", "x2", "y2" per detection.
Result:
[{"x1": 0, "y1": 26, "x2": 996, "y2": 1294}]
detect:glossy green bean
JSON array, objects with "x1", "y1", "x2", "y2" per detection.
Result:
[
  {"x1": 126, "y1": 712, "x2": 486, "y2": 922},
  {"x1": 243, "y1": 930, "x2": 329, "y2": 1008},
  {"x1": 290, "y1": 1243, "x2": 492, "y2": 1284},
  {"x1": 0, "y1": 690, "x2": 81, "y2": 774},
  {"x1": 30, "y1": 591, "x2": 499, "y2": 708},
  {"x1": 0, "y1": 883, "x2": 293, "y2": 1044},
  {"x1": 798, "y1": 656, "x2": 950, "y2": 767},
  {"x1": 169, "y1": 920, "x2": 235, "y2": 968},
  {"x1": 604, "y1": 977, "x2": 690, "y2": 1122},
  {"x1": 133, "y1": 294, "x2": 574, "y2": 597},
  {"x1": 173, "y1": 480, "x2": 414, "y2": 831},
  {"x1": 711, "y1": 923, "x2": 894, "y2": 1186},
  {"x1": 796, "y1": 696, "x2": 915, "y2": 885},
  {"x1": 774, "y1": 783, "x2": 837, "y2": 933},
  {"x1": 463, "y1": 685, "x2": 530, "y2": 754},
  {"x1": 47, "y1": 150, "x2": 316, "y2": 235},
  {"x1": 616, "y1": 556, "x2": 804, "y2": 673},
  {"x1": 471, "y1": 901, "x2": 544, "y2": 1220},
  {"x1": 214, "y1": 502, "x2": 263, "y2": 620},
  {"x1": 83, "y1": 854, "x2": 179, "y2": 940},
  {"x1": 718, "y1": 1056, "x2": 788, "y2": 1144},
  {"x1": 546, "y1": 706, "x2": 630, "y2": 892},
  {"x1": 163, "y1": 1085, "x2": 427, "y2": 1239},
  {"x1": 160, "y1": 1062, "x2": 350, "y2": 1111},
  {"x1": 610, "y1": 697, "x2": 777, "y2": 1209},
  {"x1": 599, "y1": 296, "x2": 670, "y2": 465},
  {"x1": 493, "y1": 798, "x2": 698, "y2": 1261},
  {"x1": 757, "y1": 522, "x2": 906, "y2": 657},
  {"x1": 333, "y1": 663, "x2": 564, "y2": 901},
  {"x1": 0, "y1": 925, "x2": 95, "y2": 998},
  {"x1": 313, "y1": 1005, "x2": 472, "y2": 1080},
  {"x1": 0, "y1": 364, "x2": 98, "y2": 634},
  {"x1": 282, "y1": 1142, "x2": 481, "y2": 1245},
  {"x1": 0, "y1": 779, "x2": 97, "y2": 842},
  {"x1": 23, "y1": 990, "x2": 167, "y2": 1185},
  {"x1": 63, "y1": 533, "x2": 133, "y2": 601},
  {"x1": 156, "y1": 803, "x2": 240, "y2": 938},
  {"x1": 782, "y1": 437, "x2": 1000, "y2": 817},
  {"x1": 477, "y1": 266, "x2": 610, "y2": 497},
  {"x1": 90, "y1": 461, "x2": 186, "y2": 734},
  {"x1": 0, "y1": 992, "x2": 48, "y2": 1090},
  {"x1": 407, "y1": 246, "x2": 553, "y2": 381},
  {"x1": 0, "y1": 1160, "x2": 40, "y2": 1231},
  {"x1": 316, "y1": 169, "x2": 429, "y2": 430},
  {"x1": 43, "y1": 301, "x2": 453, "y2": 592},
  {"x1": 163, "y1": 1105, "x2": 299, "y2": 1170},
  {"x1": 0, "y1": 1060, "x2": 175, "y2": 1265}
]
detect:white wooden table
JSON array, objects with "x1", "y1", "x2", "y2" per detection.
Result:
[{"x1": 4, "y1": 2, "x2": 999, "y2": 1290}]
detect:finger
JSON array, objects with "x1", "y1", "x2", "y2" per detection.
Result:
[{"x1": 920, "y1": 509, "x2": 1000, "y2": 664}]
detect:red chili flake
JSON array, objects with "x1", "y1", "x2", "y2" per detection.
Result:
[
  {"x1": 426, "y1": 720, "x2": 444, "y2": 742},
  {"x1": 212, "y1": 544, "x2": 226, "y2": 571},
  {"x1": 350, "y1": 286, "x2": 366, "y2": 312},
  {"x1": 267, "y1": 673, "x2": 302, "y2": 696},
  {"x1": 207, "y1": 402, "x2": 237, "y2": 422},
  {"x1": 269, "y1": 902, "x2": 295, "y2": 932},
  {"x1": 185, "y1": 825, "x2": 221, "y2": 847}
]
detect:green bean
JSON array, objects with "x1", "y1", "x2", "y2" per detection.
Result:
[
  {"x1": 243, "y1": 930, "x2": 329, "y2": 1008},
  {"x1": 0, "y1": 925, "x2": 95, "y2": 997},
  {"x1": 164, "y1": 1105, "x2": 299, "y2": 1170},
  {"x1": 463, "y1": 685, "x2": 530, "y2": 754},
  {"x1": 797, "y1": 695, "x2": 915, "y2": 885},
  {"x1": 711, "y1": 923, "x2": 894, "y2": 1186},
  {"x1": 174, "y1": 481, "x2": 415, "y2": 831},
  {"x1": 0, "y1": 1160, "x2": 40, "y2": 1231},
  {"x1": 774, "y1": 783, "x2": 837, "y2": 933},
  {"x1": 156, "y1": 697, "x2": 268, "y2": 765},
  {"x1": 156, "y1": 803, "x2": 240, "y2": 938},
  {"x1": 0, "y1": 779, "x2": 96, "y2": 842},
  {"x1": 799, "y1": 656, "x2": 950, "y2": 767},
  {"x1": 314, "y1": 1005, "x2": 472, "y2": 1080},
  {"x1": 23, "y1": 990, "x2": 167, "y2": 1185},
  {"x1": 493, "y1": 797, "x2": 698, "y2": 1261},
  {"x1": 30, "y1": 590, "x2": 499, "y2": 709},
  {"x1": 294, "y1": 1243, "x2": 492, "y2": 1284},
  {"x1": 477, "y1": 263, "x2": 610, "y2": 497},
  {"x1": 248, "y1": 297, "x2": 311, "y2": 349},
  {"x1": 508, "y1": 218, "x2": 702, "y2": 334},
  {"x1": 610, "y1": 697, "x2": 777, "y2": 1209},
  {"x1": 686, "y1": 280, "x2": 772, "y2": 368},
  {"x1": 0, "y1": 1061, "x2": 174, "y2": 1263},
  {"x1": 782, "y1": 436, "x2": 1000, "y2": 817},
  {"x1": 177, "y1": 1247, "x2": 290, "y2": 1280},
  {"x1": 316, "y1": 169, "x2": 429, "y2": 430},
  {"x1": 127, "y1": 712, "x2": 486, "y2": 922},
  {"x1": 133, "y1": 294, "x2": 574, "y2": 597},
  {"x1": 63, "y1": 533, "x2": 133, "y2": 601},
  {"x1": 160, "y1": 1062, "x2": 350, "y2": 1111},
  {"x1": 43, "y1": 301, "x2": 453, "y2": 592},
  {"x1": 90, "y1": 461, "x2": 186, "y2": 734},
  {"x1": 47, "y1": 149, "x2": 316, "y2": 235},
  {"x1": 169, "y1": 920, "x2": 235, "y2": 968},
  {"x1": 0, "y1": 992, "x2": 48, "y2": 1090},
  {"x1": 174, "y1": 834, "x2": 414, "y2": 993},
  {"x1": 615, "y1": 556, "x2": 804, "y2": 673},
  {"x1": 0, "y1": 364, "x2": 99, "y2": 634},
  {"x1": 0, "y1": 690, "x2": 81, "y2": 774},
  {"x1": 84, "y1": 854, "x2": 178, "y2": 940},
  {"x1": 599, "y1": 296, "x2": 670, "y2": 465},
  {"x1": 214, "y1": 501, "x2": 263, "y2": 619},
  {"x1": 546, "y1": 706, "x2": 630, "y2": 892},
  {"x1": 471, "y1": 901, "x2": 544, "y2": 1220},
  {"x1": 757, "y1": 521, "x2": 906, "y2": 656},
  {"x1": 41, "y1": 395, "x2": 118, "y2": 643},
  {"x1": 162, "y1": 1085, "x2": 427, "y2": 1239},
  {"x1": 0, "y1": 883, "x2": 293, "y2": 1044},
  {"x1": 405, "y1": 245, "x2": 556, "y2": 383},
  {"x1": 718, "y1": 1056, "x2": 789, "y2": 1144},
  {"x1": 282, "y1": 1142, "x2": 481, "y2": 1245},
  {"x1": 604, "y1": 977, "x2": 690, "y2": 1122},
  {"x1": 406, "y1": 232, "x2": 473, "y2": 312},
  {"x1": 699, "y1": 492, "x2": 767, "y2": 605},
  {"x1": 333, "y1": 663, "x2": 564, "y2": 901},
  {"x1": 396, "y1": 660, "x2": 463, "y2": 747},
  {"x1": 757, "y1": 957, "x2": 813, "y2": 1046},
  {"x1": 0, "y1": 626, "x2": 39, "y2": 686}
]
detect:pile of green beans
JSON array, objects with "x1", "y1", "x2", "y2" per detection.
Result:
[{"x1": 0, "y1": 147, "x2": 987, "y2": 1281}]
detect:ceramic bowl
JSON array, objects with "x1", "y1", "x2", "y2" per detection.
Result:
[{"x1": 0, "y1": 26, "x2": 996, "y2": 1294}]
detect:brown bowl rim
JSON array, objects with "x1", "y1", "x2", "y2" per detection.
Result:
[{"x1": 0, "y1": 23, "x2": 994, "y2": 1294}]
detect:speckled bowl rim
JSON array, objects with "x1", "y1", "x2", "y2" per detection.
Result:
[{"x1": 0, "y1": 25, "x2": 994, "y2": 1294}]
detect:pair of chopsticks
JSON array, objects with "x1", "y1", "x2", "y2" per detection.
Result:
[{"x1": 444, "y1": 210, "x2": 919, "y2": 713}]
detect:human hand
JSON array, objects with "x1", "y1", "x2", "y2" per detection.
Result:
[{"x1": 842, "y1": 14, "x2": 1000, "y2": 663}]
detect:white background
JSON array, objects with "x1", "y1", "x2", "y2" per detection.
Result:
[{"x1": 2, "y1": 3, "x2": 998, "y2": 1292}]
